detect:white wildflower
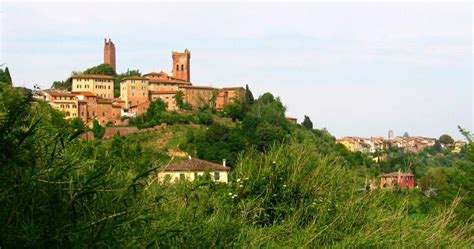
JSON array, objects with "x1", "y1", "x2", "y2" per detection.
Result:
[
  {"x1": 228, "y1": 192, "x2": 233, "y2": 196},
  {"x1": 283, "y1": 185, "x2": 287, "y2": 188},
  {"x1": 236, "y1": 178, "x2": 241, "y2": 183},
  {"x1": 239, "y1": 184, "x2": 244, "y2": 188}
]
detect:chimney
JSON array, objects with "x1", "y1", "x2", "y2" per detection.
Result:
[{"x1": 223, "y1": 159, "x2": 226, "y2": 167}]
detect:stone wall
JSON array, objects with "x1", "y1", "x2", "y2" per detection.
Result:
[{"x1": 80, "y1": 123, "x2": 168, "y2": 140}]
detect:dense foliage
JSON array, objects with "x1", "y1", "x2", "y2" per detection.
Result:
[{"x1": 1, "y1": 82, "x2": 472, "y2": 247}]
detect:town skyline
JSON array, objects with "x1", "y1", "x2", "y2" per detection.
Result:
[{"x1": 1, "y1": 2, "x2": 472, "y2": 140}]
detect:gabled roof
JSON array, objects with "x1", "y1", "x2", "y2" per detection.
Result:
[
  {"x1": 179, "y1": 85, "x2": 216, "y2": 90},
  {"x1": 71, "y1": 91, "x2": 96, "y2": 97},
  {"x1": 161, "y1": 159, "x2": 230, "y2": 172},
  {"x1": 122, "y1": 76, "x2": 148, "y2": 81},
  {"x1": 72, "y1": 74, "x2": 114, "y2": 80},
  {"x1": 47, "y1": 90, "x2": 76, "y2": 97},
  {"x1": 148, "y1": 78, "x2": 191, "y2": 84}
]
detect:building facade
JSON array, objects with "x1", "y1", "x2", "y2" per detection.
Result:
[
  {"x1": 158, "y1": 158, "x2": 230, "y2": 183},
  {"x1": 172, "y1": 49, "x2": 191, "y2": 82},
  {"x1": 71, "y1": 75, "x2": 114, "y2": 99},
  {"x1": 119, "y1": 77, "x2": 149, "y2": 109}
]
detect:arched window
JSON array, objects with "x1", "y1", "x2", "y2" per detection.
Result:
[
  {"x1": 181, "y1": 64, "x2": 184, "y2": 71},
  {"x1": 176, "y1": 64, "x2": 180, "y2": 71}
]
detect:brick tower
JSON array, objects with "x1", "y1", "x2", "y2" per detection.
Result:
[
  {"x1": 104, "y1": 38, "x2": 116, "y2": 72},
  {"x1": 172, "y1": 49, "x2": 190, "y2": 82}
]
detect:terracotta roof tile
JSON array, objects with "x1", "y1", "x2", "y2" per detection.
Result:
[{"x1": 162, "y1": 159, "x2": 230, "y2": 172}]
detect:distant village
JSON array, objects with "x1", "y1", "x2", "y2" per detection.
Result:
[
  {"x1": 33, "y1": 38, "x2": 245, "y2": 127},
  {"x1": 336, "y1": 134, "x2": 466, "y2": 156}
]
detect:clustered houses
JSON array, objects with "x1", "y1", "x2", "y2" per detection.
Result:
[
  {"x1": 337, "y1": 136, "x2": 437, "y2": 154},
  {"x1": 38, "y1": 39, "x2": 244, "y2": 127}
]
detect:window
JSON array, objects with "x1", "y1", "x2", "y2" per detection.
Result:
[
  {"x1": 214, "y1": 172, "x2": 220, "y2": 181},
  {"x1": 176, "y1": 64, "x2": 180, "y2": 71},
  {"x1": 179, "y1": 173, "x2": 185, "y2": 180},
  {"x1": 181, "y1": 64, "x2": 184, "y2": 71},
  {"x1": 102, "y1": 112, "x2": 105, "y2": 117}
]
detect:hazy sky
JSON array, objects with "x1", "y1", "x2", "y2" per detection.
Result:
[{"x1": 1, "y1": 2, "x2": 472, "y2": 139}]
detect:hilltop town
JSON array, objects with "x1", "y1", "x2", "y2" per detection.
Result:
[{"x1": 33, "y1": 38, "x2": 245, "y2": 127}]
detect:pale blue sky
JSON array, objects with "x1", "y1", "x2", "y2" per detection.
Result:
[{"x1": 1, "y1": 2, "x2": 472, "y2": 139}]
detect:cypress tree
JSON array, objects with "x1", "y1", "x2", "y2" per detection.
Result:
[
  {"x1": 302, "y1": 115, "x2": 313, "y2": 129},
  {"x1": 5, "y1": 67, "x2": 12, "y2": 84}
]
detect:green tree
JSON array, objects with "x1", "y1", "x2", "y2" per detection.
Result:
[
  {"x1": 123, "y1": 69, "x2": 141, "y2": 77},
  {"x1": 243, "y1": 84, "x2": 254, "y2": 112},
  {"x1": 439, "y1": 134, "x2": 454, "y2": 146},
  {"x1": 0, "y1": 67, "x2": 12, "y2": 85},
  {"x1": 223, "y1": 101, "x2": 244, "y2": 121},
  {"x1": 92, "y1": 119, "x2": 105, "y2": 139},
  {"x1": 51, "y1": 79, "x2": 72, "y2": 91},
  {"x1": 174, "y1": 91, "x2": 185, "y2": 110},
  {"x1": 83, "y1": 64, "x2": 116, "y2": 76},
  {"x1": 302, "y1": 115, "x2": 313, "y2": 129}
]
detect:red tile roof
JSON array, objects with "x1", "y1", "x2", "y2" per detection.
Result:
[
  {"x1": 179, "y1": 85, "x2": 216, "y2": 90},
  {"x1": 150, "y1": 90, "x2": 179, "y2": 95},
  {"x1": 161, "y1": 159, "x2": 230, "y2": 172},
  {"x1": 48, "y1": 91, "x2": 76, "y2": 97},
  {"x1": 72, "y1": 74, "x2": 114, "y2": 80},
  {"x1": 71, "y1": 91, "x2": 96, "y2": 97},
  {"x1": 122, "y1": 76, "x2": 148, "y2": 81}
]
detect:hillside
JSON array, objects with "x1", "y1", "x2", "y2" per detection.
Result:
[{"x1": 1, "y1": 81, "x2": 473, "y2": 247}]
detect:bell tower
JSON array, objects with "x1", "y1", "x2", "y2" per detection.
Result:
[
  {"x1": 172, "y1": 49, "x2": 190, "y2": 82},
  {"x1": 104, "y1": 38, "x2": 116, "y2": 72}
]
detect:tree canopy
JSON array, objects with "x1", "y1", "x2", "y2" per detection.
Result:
[
  {"x1": 302, "y1": 115, "x2": 313, "y2": 129},
  {"x1": 439, "y1": 134, "x2": 454, "y2": 146}
]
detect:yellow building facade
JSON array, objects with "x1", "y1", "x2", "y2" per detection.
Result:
[
  {"x1": 71, "y1": 75, "x2": 114, "y2": 99},
  {"x1": 119, "y1": 77, "x2": 149, "y2": 109}
]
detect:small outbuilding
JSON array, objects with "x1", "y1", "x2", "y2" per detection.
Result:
[{"x1": 158, "y1": 158, "x2": 230, "y2": 183}]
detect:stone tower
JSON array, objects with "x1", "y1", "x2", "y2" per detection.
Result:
[
  {"x1": 172, "y1": 49, "x2": 191, "y2": 82},
  {"x1": 104, "y1": 38, "x2": 116, "y2": 72}
]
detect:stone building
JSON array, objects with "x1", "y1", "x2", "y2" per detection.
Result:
[
  {"x1": 74, "y1": 92, "x2": 124, "y2": 127},
  {"x1": 172, "y1": 49, "x2": 191, "y2": 82},
  {"x1": 104, "y1": 38, "x2": 116, "y2": 72},
  {"x1": 216, "y1": 87, "x2": 245, "y2": 110},
  {"x1": 119, "y1": 76, "x2": 149, "y2": 109}
]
